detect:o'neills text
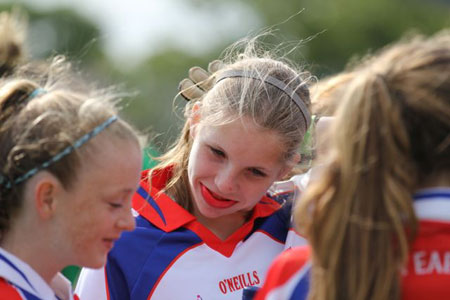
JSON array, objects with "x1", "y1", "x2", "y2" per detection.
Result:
[{"x1": 218, "y1": 271, "x2": 260, "y2": 294}]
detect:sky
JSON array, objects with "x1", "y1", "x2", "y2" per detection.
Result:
[{"x1": 14, "y1": 0, "x2": 262, "y2": 68}]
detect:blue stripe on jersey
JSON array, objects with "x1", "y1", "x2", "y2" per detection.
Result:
[
  {"x1": 289, "y1": 268, "x2": 310, "y2": 300},
  {"x1": 250, "y1": 202, "x2": 292, "y2": 243},
  {"x1": 132, "y1": 228, "x2": 203, "y2": 299},
  {"x1": 136, "y1": 186, "x2": 167, "y2": 225},
  {"x1": 414, "y1": 189, "x2": 450, "y2": 201},
  {"x1": 106, "y1": 218, "x2": 203, "y2": 300},
  {"x1": 0, "y1": 252, "x2": 36, "y2": 293}
]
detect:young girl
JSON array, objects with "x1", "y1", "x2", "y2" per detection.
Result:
[
  {"x1": 76, "y1": 40, "x2": 312, "y2": 299},
  {"x1": 0, "y1": 57, "x2": 143, "y2": 300},
  {"x1": 255, "y1": 30, "x2": 450, "y2": 300}
]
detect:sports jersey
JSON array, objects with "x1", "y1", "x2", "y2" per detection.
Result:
[
  {"x1": 255, "y1": 188, "x2": 450, "y2": 300},
  {"x1": 0, "y1": 247, "x2": 77, "y2": 300},
  {"x1": 76, "y1": 167, "x2": 307, "y2": 300}
]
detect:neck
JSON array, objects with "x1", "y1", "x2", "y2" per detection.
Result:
[
  {"x1": 194, "y1": 211, "x2": 249, "y2": 241},
  {"x1": 1, "y1": 225, "x2": 62, "y2": 284}
]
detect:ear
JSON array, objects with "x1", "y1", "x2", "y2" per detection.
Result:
[
  {"x1": 32, "y1": 172, "x2": 62, "y2": 219},
  {"x1": 189, "y1": 102, "x2": 202, "y2": 138},
  {"x1": 277, "y1": 153, "x2": 301, "y2": 180}
]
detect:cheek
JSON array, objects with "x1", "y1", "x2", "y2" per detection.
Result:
[
  {"x1": 242, "y1": 181, "x2": 274, "y2": 206},
  {"x1": 188, "y1": 146, "x2": 211, "y2": 179},
  {"x1": 68, "y1": 202, "x2": 110, "y2": 247},
  {"x1": 69, "y1": 210, "x2": 99, "y2": 246}
]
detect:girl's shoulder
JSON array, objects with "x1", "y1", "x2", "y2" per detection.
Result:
[{"x1": 254, "y1": 247, "x2": 311, "y2": 300}]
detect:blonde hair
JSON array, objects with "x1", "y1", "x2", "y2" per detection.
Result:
[
  {"x1": 0, "y1": 56, "x2": 142, "y2": 239},
  {"x1": 310, "y1": 71, "x2": 356, "y2": 117},
  {"x1": 0, "y1": 9, "x2": 27, "y2": 77},
  {"x1": 156, "y1": 37, "x2": 312, "y2": 212},
  {"x1": 295, "y1": 30, "x2": 450, "y2": 300}
]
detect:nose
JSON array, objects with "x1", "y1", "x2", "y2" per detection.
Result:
[
  {"x1": 215, "y1": 166, "x2": 239, "y2": 194},
  {"x1": 116, "y1": 208, "x2": 136, "y2": 232}
]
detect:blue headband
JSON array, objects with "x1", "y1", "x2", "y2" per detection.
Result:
[
  {"x1": 27, "y1": 88, "x2": 47, "y2": 101},
  {"x1": 0, "y1": 115, "x2": 118, "y2": 189}
]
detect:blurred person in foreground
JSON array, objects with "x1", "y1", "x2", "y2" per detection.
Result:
[{"x1": 256, "y1": 29, "x2": 450, "y2": 300}]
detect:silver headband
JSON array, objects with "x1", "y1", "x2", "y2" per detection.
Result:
[{"x1": 215, "y1": 70, "x2": 311, "y2": 130}]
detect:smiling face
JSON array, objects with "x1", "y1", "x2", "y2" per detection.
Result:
[
  {"x1": 53, "y1": 136, "x2": 142, "y2": 269},
  {"x1": 187, "y1": 116, "x2": 292, "y2": 228}
]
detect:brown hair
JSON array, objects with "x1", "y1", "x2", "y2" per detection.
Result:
[
  {"x1": 0, "y1": 56, "x2": 142, "y2": 240},
  {"x1": 310, "y1": 71, "x2": 356, "y2": 117},
  {"x1": 295, "y1": 30, "x2": 450, "y2": 300}
]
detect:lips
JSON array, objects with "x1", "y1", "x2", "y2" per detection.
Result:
[{"x1": 201, "y1": 184, "x2": 237, "y2": 208}]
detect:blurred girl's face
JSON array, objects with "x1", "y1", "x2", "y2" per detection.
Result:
[
  {"x1": 187, "y1": 115, "x2": 292, "y2": 226},
  {"x1": 54, "y1": 136, "x2": 142, "y2": 268}
]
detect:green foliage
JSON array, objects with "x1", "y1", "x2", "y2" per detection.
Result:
[
  {"x1": 1, "y1": 0, "x2": 449, "y2": 147},
  {"x1": 219, "y1": 0, "x2": 450, "y2": 76},
  {"x1": 119, "y1": 49, "x2": 223, "y2": 150}
]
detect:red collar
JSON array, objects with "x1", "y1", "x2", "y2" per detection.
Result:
[{"x1": 132, "y1": 167, "x2": 281, "y2": 257}]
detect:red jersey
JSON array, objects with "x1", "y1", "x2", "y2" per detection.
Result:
[{"x1": 256, "y1": 188, "x2": 450, "y2": 300}]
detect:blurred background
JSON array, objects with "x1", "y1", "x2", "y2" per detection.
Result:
[
  {"x1": 0, "y1": 0, "x2": 449, "y2": 151},
  {"x1": 1, "y1": 0, "x2": 449, "y2": 152}
]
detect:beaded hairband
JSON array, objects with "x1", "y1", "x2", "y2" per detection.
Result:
[{"x1": 0, "y1": 88, "x2": 118, "y2": 189}]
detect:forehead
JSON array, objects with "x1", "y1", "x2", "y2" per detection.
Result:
[
  {"x1": 75, "y1": 135, "x2": 141, "y2": 178},
  {"x1": 197, "y1": 117, "x2": 286, "y2": 165}
]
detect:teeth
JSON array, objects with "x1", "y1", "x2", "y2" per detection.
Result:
[{"x1": 211, "y1": 191, "x2": 228, "y2": 201}]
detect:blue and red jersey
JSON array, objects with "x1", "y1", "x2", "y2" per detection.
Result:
[
  {"x1": 255, "y1": 188, "x2": 450, "y2": 300},
  {"x1": 76, "y1": 167, "x2": 306, "y2": 300}
]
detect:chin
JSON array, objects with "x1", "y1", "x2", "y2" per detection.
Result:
[
  {"x1": 200, "y1": 205, "x2": 231, "y2": 219},
  {"x1": 80, "y1": 255, "x2": 107, "y2": 270}
]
